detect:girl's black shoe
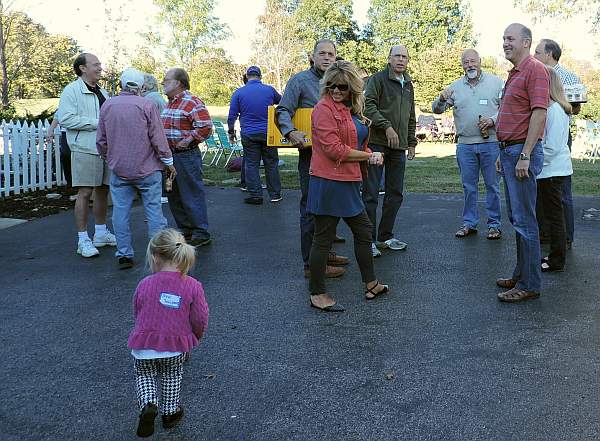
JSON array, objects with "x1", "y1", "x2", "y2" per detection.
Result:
[{"x1": 162, "y1": 406, "x2": 184, "y2": 429}]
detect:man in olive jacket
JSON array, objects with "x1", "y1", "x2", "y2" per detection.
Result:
[{"x1": 363, "y1": 44, "x2": 417, "y2": 257}]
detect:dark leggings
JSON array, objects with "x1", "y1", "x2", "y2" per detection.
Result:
[
  {"x1": 537, "y1": 176, "x2": 566, "y2": 269},
  {"x1": 309, "y1": 211, "x2": 376, "y2": 295}
]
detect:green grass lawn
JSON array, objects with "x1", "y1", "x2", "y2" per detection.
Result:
[{"x1": 202, "y1": 150, "x2": 600, "y2": 196}]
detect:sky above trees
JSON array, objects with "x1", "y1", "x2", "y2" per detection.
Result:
[{"x1": 13, "y1": 0, "x2": 599, "y2": 68}]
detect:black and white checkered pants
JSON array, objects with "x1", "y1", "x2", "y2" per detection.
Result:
[{"x1": 134, "y1": 354, "x2": 186, "y2": 415}]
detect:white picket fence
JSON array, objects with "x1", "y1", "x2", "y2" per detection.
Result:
[{"x1": 0, "y1": 119, "x2": 65, "y2": 197}]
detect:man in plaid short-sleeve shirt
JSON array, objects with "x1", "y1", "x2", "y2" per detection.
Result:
[
  {"x1": 495, "y1": 23, "x2": 550, "y2": 303},
  {"x1": 161, "y1": 68, "x2": 213, "y2": 246}
]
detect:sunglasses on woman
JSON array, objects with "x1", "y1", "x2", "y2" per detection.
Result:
[{"x1": 326, "y1": 83, "x2": 349, "y2": 91}]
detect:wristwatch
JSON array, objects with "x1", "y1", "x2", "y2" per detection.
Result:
[{"x1": 519, "y1": 153, "x2": 530, "y2": 160}]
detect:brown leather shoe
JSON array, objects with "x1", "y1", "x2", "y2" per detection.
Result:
[
  {"x1": 496, "y1": 277, "x2": 518, "y2": 289},
  {"x1": 304, "y1": 265, "x2": 346, "y2": 279},
  {"x1": 328, "y1": 252, "x2": 349, "y2": 266}
]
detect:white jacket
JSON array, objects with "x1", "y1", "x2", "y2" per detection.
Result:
[
  {"x1": 538, "y1": 102, "x2": 573, "y2": 179},
  {"x1": 57, "y1": 78, "x2": 109, "y2": 155}
]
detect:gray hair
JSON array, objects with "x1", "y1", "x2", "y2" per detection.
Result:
[
  {"x1": 313, "y1": 39, "x2": 336, "y2": 55},
  {"x1": 541, "y1": 39, "x2": 562, "y2": 61},
  {"x1": 143, "y1": 74, "x2": 159, "y2": 93}
]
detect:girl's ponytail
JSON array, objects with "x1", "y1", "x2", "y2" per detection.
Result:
[{"x1": 146, "y1": 228, "x2": 196, "y2": 275}]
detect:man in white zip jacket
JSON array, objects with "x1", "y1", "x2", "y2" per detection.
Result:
[{"x1": 58, "y1": 53, "x2": 116, "y2": 257}]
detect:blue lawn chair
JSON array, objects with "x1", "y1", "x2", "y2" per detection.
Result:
[{"x1": 214, "y1": 125, "x2": 243, "y2": 168}]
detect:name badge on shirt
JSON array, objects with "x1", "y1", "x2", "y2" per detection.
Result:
[
  {"x1": 160, "y1": 292, "x2": 181, "y2": 309},
  {"x1": 479, "y1": 99, "x2": 488, "y2": 105}
]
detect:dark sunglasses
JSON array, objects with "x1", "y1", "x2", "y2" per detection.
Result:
[{"x1": 326, "y1": 83, "x2": 349, "y2": 91}]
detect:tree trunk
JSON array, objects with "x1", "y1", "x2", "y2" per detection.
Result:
[{"x1": 0, "y1": 9, "x2": 10, "y2": 109}]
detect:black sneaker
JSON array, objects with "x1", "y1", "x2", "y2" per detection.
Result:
[
  {"x1": 137, "y1": 403, "x2": 158, "y2": 437},
  {"x1": 244, "y1": 197, "x2": 263, "y2": 205},
  {"x1": 162, "y1": 406, "x2": 184, "y2": 429},
  {"x1": 118, "y1": 256, "x2": 134, "y2": 270}
]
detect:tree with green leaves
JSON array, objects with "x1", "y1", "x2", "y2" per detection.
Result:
[
  {"x1": 517, "y1": 0, "x2": 600, "y2": 33},
  {"x1": 409, "y1": 43, "x2": 468, "y2": 107},
  {"x1": 0, "y1": 7, "x2": 78, "y2": 108},
  {"x1": 153, "y1": 0, "x2": 229, "y2": 68},
  {"x1": 368, "y1": 0, "x2": 474, "y2": 61},
  {"x1": 293, "y1": 0, "x2": 358, "y2": 51},
  {"x1": 189, "y1": 48, "x2": 245, "y2": 105},
  {"x1": 251, "y1": 0, "x2": 305, "y2": 92}
]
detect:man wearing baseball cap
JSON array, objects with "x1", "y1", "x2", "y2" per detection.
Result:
[
  {"x1": 227, "y1": 65, "x2": 283, "y2": 204},
  {"x1": 96, "y1": 68, "x2": 176, "y2": 269}
]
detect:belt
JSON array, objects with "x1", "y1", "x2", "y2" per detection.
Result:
[
  {"x1": 172, "y1": 141, "x2": 200, "y2": 154},
  {"x1": 498, "y1": 139, "x2": 526, "y2": 149}
]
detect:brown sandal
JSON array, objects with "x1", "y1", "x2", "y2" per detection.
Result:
[
  {"x1": 497, "y1": 287, "x2": 540, "y2": 303},
  {"x1": 455, "y1": 226, "x2": 477, "y2": 238}
]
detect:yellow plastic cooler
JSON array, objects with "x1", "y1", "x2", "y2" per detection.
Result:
[{"x1": 267, "y1": 106, "x2": 313, "y2": 147}]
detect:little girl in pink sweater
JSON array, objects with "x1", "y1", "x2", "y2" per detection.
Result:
[{"x1": 127, "y1": 228, "x2": 209, "y2": 438}]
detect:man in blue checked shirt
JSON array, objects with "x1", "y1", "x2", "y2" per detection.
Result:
[{"x1": 227, "y1": 66, "x2": 282, "y2": 205}]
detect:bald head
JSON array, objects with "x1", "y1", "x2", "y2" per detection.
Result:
[
  {"x1": 388, "y1": 45, "x2": 409, "y2": 75},
  {"x1": 503, "y1": 23, "x2": 533, "y2": 65}
]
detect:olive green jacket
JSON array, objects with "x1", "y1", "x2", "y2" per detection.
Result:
[{"x1": 364, "y1": 66, "x2": 417, "y2": 149}]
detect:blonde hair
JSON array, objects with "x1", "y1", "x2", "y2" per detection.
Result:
[
  {"x1": 546, "y1": 66, "x2": 572, "y2": 115},
  {"x1": 146, "y1": 228, "x2": 196, "y2": 275},
  {"x1": 320, "y1": 60, "x2": 369, "y2": 124}
]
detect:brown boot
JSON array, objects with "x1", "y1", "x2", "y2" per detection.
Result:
[
  {"x1": 304, "y1": 265, "x2": 346, "y2": 279},
  {"x1": 328, "y1": 252, "x2": 349, "y2": 266},
  {"x1": 496, "y1": 277, "x2": 518, "y2": 289}
]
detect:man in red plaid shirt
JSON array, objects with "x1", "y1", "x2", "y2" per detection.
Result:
[{"x1": 161, "y1": 68, "x2": 213, "y2": 246}]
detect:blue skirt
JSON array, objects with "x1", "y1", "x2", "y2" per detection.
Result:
[{"x1": 307, "y1": 175, "x2": 364, "y2": 218}]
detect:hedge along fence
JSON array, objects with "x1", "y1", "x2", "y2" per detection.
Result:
[{"x1": 0, "y1": 120, "x2": 65, "y2": 197}]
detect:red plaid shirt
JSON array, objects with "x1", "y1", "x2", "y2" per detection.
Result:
[
  {"x1": 161, "y1": 90, "x2": 212, "y2": 151},
  {"x1": 497, "y1": 55, "x2": 549, "y2": 141}
]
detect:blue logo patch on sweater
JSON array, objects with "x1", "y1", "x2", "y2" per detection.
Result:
[{"x1": 160, "y1": 292, "x2": 181, "y2": 309}]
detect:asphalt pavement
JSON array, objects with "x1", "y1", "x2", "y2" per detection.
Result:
[{"x1": 1, "y1": 187, "x2": 599, "y2": 441}]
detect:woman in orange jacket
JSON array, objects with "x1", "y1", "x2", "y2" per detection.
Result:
[{"x1": 308, "y1": 60, "x2": 389, "y2": 312}]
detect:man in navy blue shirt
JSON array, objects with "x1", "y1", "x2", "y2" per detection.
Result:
[{"x1": 228, "y1": 66, "x2": 282, "y2": 204}]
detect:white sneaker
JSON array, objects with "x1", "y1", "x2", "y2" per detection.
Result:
[
  {"x1": 93, "y1": 231, "x2": 117, "y2": 247},
  {"x1": 376, "y1": 238, "x2": 407, "y2": 250},
  {"x1": 77, "y1": 238, "x2": 100, "y2": 257},
  {"x1": 371, "y1": 243, "x2": 382, "y2": 258}
]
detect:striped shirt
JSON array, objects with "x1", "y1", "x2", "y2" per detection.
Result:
[
  {"x1": 161, "y1": 90, "x2": 212, "y2": 151},
  {"x1": 496, "y1": 55, "x2": 550, "y2": 142},
  {"x1": 553, "y1": 63, "x2": 581, "y2": 86}
]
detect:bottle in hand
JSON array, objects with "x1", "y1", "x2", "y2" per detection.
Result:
[{"x1": 478, "y1": 115, "x2": 489, "y2": 140}]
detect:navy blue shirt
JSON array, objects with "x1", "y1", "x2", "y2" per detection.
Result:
[{"x1": 227, "y1": 80, "x2": 281, "y2": 135}]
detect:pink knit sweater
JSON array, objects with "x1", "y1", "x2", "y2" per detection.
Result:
[{"x1": 127, "y1": 271, "x2": 209, "y2": 353}]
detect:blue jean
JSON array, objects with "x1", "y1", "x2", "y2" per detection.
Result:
[
  {"x1": 500, "y1": 142, "x2": 544, "y2": 292},
  {"x1": 241, "y1": 132, "x2": 281, "y2": 199},
  {"x1": 298, "y1": 148, "x2": 314, "y2": 265},
  {"x1": 110, "y1": 171, "x2": 167, "y2": 258},
  {"x1": 456, "y1": 142, "x2": 501, "y2": 229},
  {"x1": 362, "y1": 145, "x2": 406, "y2": 242},
  {"x1": 168, "y1": 149, "x2": 210, "y2": 241}
]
